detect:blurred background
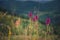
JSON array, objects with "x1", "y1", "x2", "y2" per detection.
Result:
[{"x1": 0, "y1": 0, "x2": 60, "y2": 40}]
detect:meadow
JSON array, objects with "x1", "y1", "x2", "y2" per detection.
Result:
[{"x1": 0, "y1": 11, "x2": 59, "y2": 40}]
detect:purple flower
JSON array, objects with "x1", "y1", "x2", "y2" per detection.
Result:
[
  {"x1": 32, "y1": 17, "x2": 36, "y2": 22},
  {"x1": 45, "y1": 17, "x2": 51, "y2": 25},
  {"x1": 35, "y1": 15, "x2": 38, "y2": 20},
  {"x1": 28, "y1": 11, "x2": 32, "y2": 18},
  {"x1": 32, "y1": 15, "x2": 38, "y2": 22}
]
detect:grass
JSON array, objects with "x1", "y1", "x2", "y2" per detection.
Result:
[
  {"x1": 0, "y1": 34, "x2": 57, "y2": 40},
  {"x1": 0, "y1": 12, "x2": 59, "y2": 40}
]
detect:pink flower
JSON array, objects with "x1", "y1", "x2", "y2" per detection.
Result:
[
  {"x1": 32, "y1": 15, "x2": 38, "y2": 22},
  {"x1": 32, "y1": 17, "x2": 36, "y2": 22},
  {"x1": 35, "y1": 15, "x2": 38, "y2": 20},
  {"x1": 28, "y1": 11, "x2": 32, "y2": 18},
  {"x1": 45, "y1": 17, "x2": 51, "y2": 25}
]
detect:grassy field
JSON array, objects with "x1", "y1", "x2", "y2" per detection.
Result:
[{"x1": 0, "y1": 12, "x2": 60, "y2": 40}]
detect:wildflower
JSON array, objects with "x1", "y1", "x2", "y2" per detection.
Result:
[
  {"x1": 32, "y1": 15, "x2": 38, "y2": 22},
  {"x1": 28, "y1": 11, "x2": 32, "y2": 18},
  {"x1": 32, "y1": 17, "x2": 36, "y2": 22},
  {"x1": 45, "y1": 17, "x2": 51, "y2": 25},
  {"x1": 35, "y1": 15, "x2": 38, "y2": 21}
]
